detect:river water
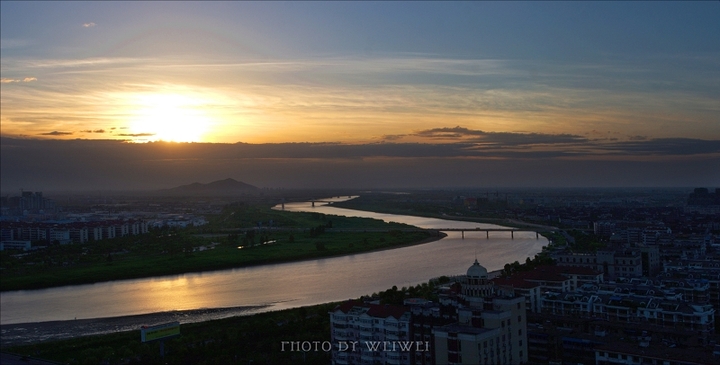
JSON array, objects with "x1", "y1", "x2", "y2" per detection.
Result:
[{"x1": 0, "y1": 198, "x2": 546, "y2": 326}]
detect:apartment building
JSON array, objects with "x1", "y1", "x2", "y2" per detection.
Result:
[{"x1": 329, "y1": 301, "x2": 413, "y2": 365}]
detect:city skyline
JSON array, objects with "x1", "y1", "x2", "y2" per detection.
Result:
[{"x1": 1, "y1": 2, "x2": 718, "y2": 190}]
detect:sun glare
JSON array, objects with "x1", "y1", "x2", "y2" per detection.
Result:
[{"x1": 129, "y1": 93, "x2": 212, "y2": 142}]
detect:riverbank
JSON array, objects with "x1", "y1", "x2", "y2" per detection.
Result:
[
  {"x1": 1, "y1": 229, "x2": 434, "y2": 292},
  {"x1": 2, "y1": 242, "x2": 466, "y2": 348},
  {"x1": 0, "y1": 306, "x2": 267, "y2": 348},
  {"x1": 331, "y1": 196, "x2": 559, "y2": 232},
  {"x1": 3, "y1": 303, "x2": 338, "y2": 365}
]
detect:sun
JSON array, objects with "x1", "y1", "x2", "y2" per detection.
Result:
[{"x1": 129, "y1": 93, "x2": 211, "y2": 142}]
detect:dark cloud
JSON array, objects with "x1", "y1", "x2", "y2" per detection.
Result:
[
  {"x1": 39, "y1": 131, "x2": 73, "y2": 136},
  {"x1": 603, "y1": 138, "x2": 720, "y2": 156},
  {"x1": 381, "y1": 134, "x2": 406, "y2": 141},
  {"x1": 413, "y1": 126, "x2": 588, "y2": 145},
  {"x1": 1, "y1": 137, "x2": 718, "y2": 192},
  {"x1": 415, "y1": 126, "x2": 483, "y2": 137},
  {"x1": 80, "y1": 129, "x2": 106, "y2": 133}
]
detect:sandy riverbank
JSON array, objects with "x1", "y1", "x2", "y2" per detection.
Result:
[{"x1": 0, "y1": 305, "x2": 267, "y2": 347}]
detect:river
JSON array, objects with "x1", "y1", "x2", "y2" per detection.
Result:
[{"x1": 0, "y1": 197, "x2": 546, "y2": 329}]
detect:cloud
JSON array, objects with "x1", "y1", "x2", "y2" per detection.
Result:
[
  {"x1": 118, "y1": 133, "x2": 156, "y2": 137},
  {"x1": 413, "y1": 126, "x2": 588, "y2": 146},
  {"x1": 1, "y1": 55, "x2": 718, "y2": 144},
  {"x1": 83, "y1": 22, "x2": 96, "y2": 28},
  {"x1": 39, "y1": 131, "x2": 73, "y2": 136},
  {"x1": 15, "y1": 57, "x2": 139, "y2": 69},
  {"x1": 381, "y1": 134, "x2": 407, "y2": 141},
  {"x1": 80, "y1": 129, "x2": 106, "y2": 133},
  {"x1": 603, "y1": 138, "x2": 720, "y2": 156},
  {"x1": 1, "y1": 137, "x2": 718, "y2": 191},
  {"x1": 1, "y1": 77, "x2": 37, "y2": 83}
]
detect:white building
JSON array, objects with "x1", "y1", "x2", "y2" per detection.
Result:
[
  {"x1": 330, "y1": 301, "x2": 414, "y2": 365},
  {"x1": 0, "y1": 240, "x2": 32, "y2": 251}
]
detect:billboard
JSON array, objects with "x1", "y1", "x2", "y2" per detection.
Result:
[{"x1": 141, "y1": 322, "x2": 180, "y2": 343}]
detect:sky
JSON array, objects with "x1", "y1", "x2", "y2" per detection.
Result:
[{"x1": 1, "y1": 2, "x2": 719, "y2": 191}]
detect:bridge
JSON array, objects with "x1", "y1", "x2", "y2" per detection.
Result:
[
  {"x1": 280, "y1": 197, "x2": 352, "y2": 209},
  {"x1": 430, "y1": 227, "x2": 553, "y2": 239},
  {"x1": 202, "y1": 226, "x2": 552, "y2": 240}
]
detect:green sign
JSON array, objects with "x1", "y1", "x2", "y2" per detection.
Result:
[{"x1": 141, "y1": 322, "x2": 180, "y2": 342}]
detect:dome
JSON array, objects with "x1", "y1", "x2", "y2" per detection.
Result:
[{"x1": 467, "y1": 259, "x2": 488, "y2": 278}]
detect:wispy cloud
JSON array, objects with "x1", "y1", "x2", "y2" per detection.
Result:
[
  {"x1": 82, "y1": 22, "x2": 96, "y2": 28},
  {"x1": 7, "y1": 57, "x2": 141, "y2": 69},
  {"x1": 1, "y1": 55, "x2": 718, "y2": 143},
  {"x1": 1, "y1": 77, "x2": 37, "y2": 83},
  {"x1": 118, "y1": 133, "x2": 156, "y2": 137}
]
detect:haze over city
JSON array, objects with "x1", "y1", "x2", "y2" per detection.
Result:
[{"x1": 1, "y1": 2, "x2": 718, "y2": 191}]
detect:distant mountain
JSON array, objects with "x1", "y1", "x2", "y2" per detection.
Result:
[{"x1": 160, "y1": 178, "x2": 259, "y2": 195}]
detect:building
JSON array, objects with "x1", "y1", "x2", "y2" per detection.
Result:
[
  {"x1": 552, "y1": 249, "x2": 643, "y2": 279},
  {"x1": 407, "y1": 298, "x2": 456, "y2": 365},
  {"x1": 329, "y1": 260, "x2": 531, "y2": 365},
  {"x1": 0, "y1": 240, "x2": 32, "y2": 251},
  {"x1": 0, "y1": 219, "x2": 149, "y2": 245},
  {"x1": 432, "y1": 260, "x2": 529, "y2": 365},
  {"x1": 492, "y1": 265, "x2": 603, "y2": 314},
  {"x1": 329, "y1": 300, "x2": 414, "y2": 365},
  {"x1": 540, "y1": 291, "x2": 715, "y2": 334}
]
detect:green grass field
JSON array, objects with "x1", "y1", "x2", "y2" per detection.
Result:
[{"x1": 1, "y1": 203, "x2": 434, "y2": 291}]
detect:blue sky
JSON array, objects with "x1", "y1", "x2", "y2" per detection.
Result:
[{"x1": 3, "y1": 2, "x2": 718, "y2": 59}]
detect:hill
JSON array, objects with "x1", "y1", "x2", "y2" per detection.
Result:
[{"x1": 159, "y1": 178, "x2": 259, "y2": 195}]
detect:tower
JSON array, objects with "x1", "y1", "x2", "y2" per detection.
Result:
[{"x1": 463, "y1": 259, "x2": 493, "y2": 300}]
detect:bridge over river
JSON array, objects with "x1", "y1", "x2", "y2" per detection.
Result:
[
  {"x1": 429, "y1": 227, "x2": 553, "y2": 239},
  {"x1": 200, "y1": 227, "x2": 553, "y2": 239}
]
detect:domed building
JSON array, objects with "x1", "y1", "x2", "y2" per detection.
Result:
[
  {"x1": 462, "y1": 259, "x2": 493, "y2": 299},
  {"x1": 433, "y1": 259, "x2": 530, "y2": 365}
]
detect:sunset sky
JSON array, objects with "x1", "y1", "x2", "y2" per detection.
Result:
[{"x1": 1, "y1": 2, "x2": 719, "y2": 190}]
